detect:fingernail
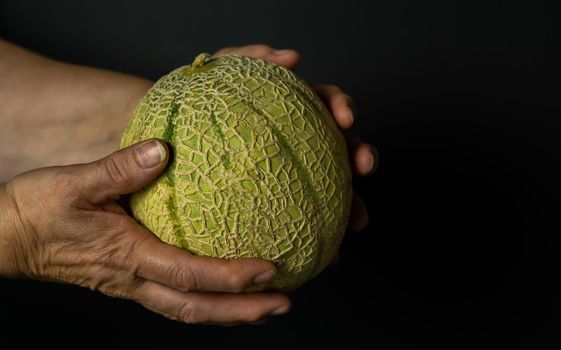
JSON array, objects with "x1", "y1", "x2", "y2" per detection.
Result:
[
  {"x1": 368, "y1": 146, "x2": 379, "y2": 173},
  {"x1": 368, "y1": 151, "x2": 375, "y2": 172},
  {"x1": 134, "y1": 140, "x2": 166, "y2": 168},
  {"x1": 272, "y1": 49, "x2": 291, "y2": 55},
  {"x1": 347, "y1": 109, "x2": 354, "y2": 125},
  {"x1": 270, "y1": 305, "x2": 290, "y2": 316},
  {"x1": 253, "y1": 270, "x2": 276, "y2": 285}
]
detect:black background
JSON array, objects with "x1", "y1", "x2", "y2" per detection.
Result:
[{"x1": 0, "y1": 1, "x2": 559, "y2": 349}]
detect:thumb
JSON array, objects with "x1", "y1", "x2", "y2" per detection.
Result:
[{"x1": 81, "y1": 139, "x2": 169, "y2": 204}]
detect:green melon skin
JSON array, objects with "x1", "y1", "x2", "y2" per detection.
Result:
[{"x1": 120, "y1": 53, "x2": 352, "y2": 291}]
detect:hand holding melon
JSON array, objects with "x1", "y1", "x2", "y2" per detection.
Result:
[
  {"x1": 0, "y1": 44, "x2": 376, "y2": 325},
  {"x1": 121, "y1": 48, "x2": 374, "y2": 291}
]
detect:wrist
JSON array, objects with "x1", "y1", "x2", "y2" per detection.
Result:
[{"x1": 0, "y1": 182, "x2": 28, "y2": 277}]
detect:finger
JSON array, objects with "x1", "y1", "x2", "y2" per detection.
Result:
[
  {"x1": 345, "y1": 134, "x2": 378, "y2": 176},
  {"x1": 314, "y1": 84, "x2": 355, "y2": 129},
  {"x1": 348, "y1": 192, "x2": 369, "y2": 232},
  {"x1": 134, "y1": 234, "x2": 278, "y2": 293},
  {"x1": 213, "y1": 44, "x2": 300, "y2": 70},
  {"x1": 79, "y1": 139, "x2": 169, "y2": 204},
  {"x1": 135, "y1": 280, "x2": 291, "y2": 325}
]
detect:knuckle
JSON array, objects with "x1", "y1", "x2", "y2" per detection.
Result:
[
  {"x1": 102, "y1": 155, "x2": 133, "y2": 189},
  {"x1": 99, "y1": 283, "x2": 129, "y2": 300},
  {"x1": 247, "y1": 44, "x2": 272, "y2": 54},
  {"x1": 178, "y1": 300, "x2": 201, "y2": 324},
  {"x1": 225, "y1": 269, "x2": 248, "y2": 292},
  {"x1": 169, "y1": 264, "x2": 199, "y2": 292}
]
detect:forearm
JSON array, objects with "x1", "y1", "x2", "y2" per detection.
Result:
[{"x1": 0, "y1": 40, "x2": 153, "y2": 182}]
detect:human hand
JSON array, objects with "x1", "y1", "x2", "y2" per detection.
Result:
[
  {"x1": 214, "y1": 45, "x2": 377, "y2": 261},
  {"x1": 0, "y1": 139, "x2": 290, "y2": 325}
]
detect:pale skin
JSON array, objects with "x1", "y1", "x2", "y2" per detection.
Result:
[{"x1": 0, "y1": 40, "x2": 376, "y2": 325}]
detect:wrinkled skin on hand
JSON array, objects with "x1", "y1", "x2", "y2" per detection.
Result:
[
  {"x1": 0, "y1": 44, "x2": 377, "y2": 326},
  {"x1": 2, "y1": 139, "x2": 290, "y2": 325}
]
